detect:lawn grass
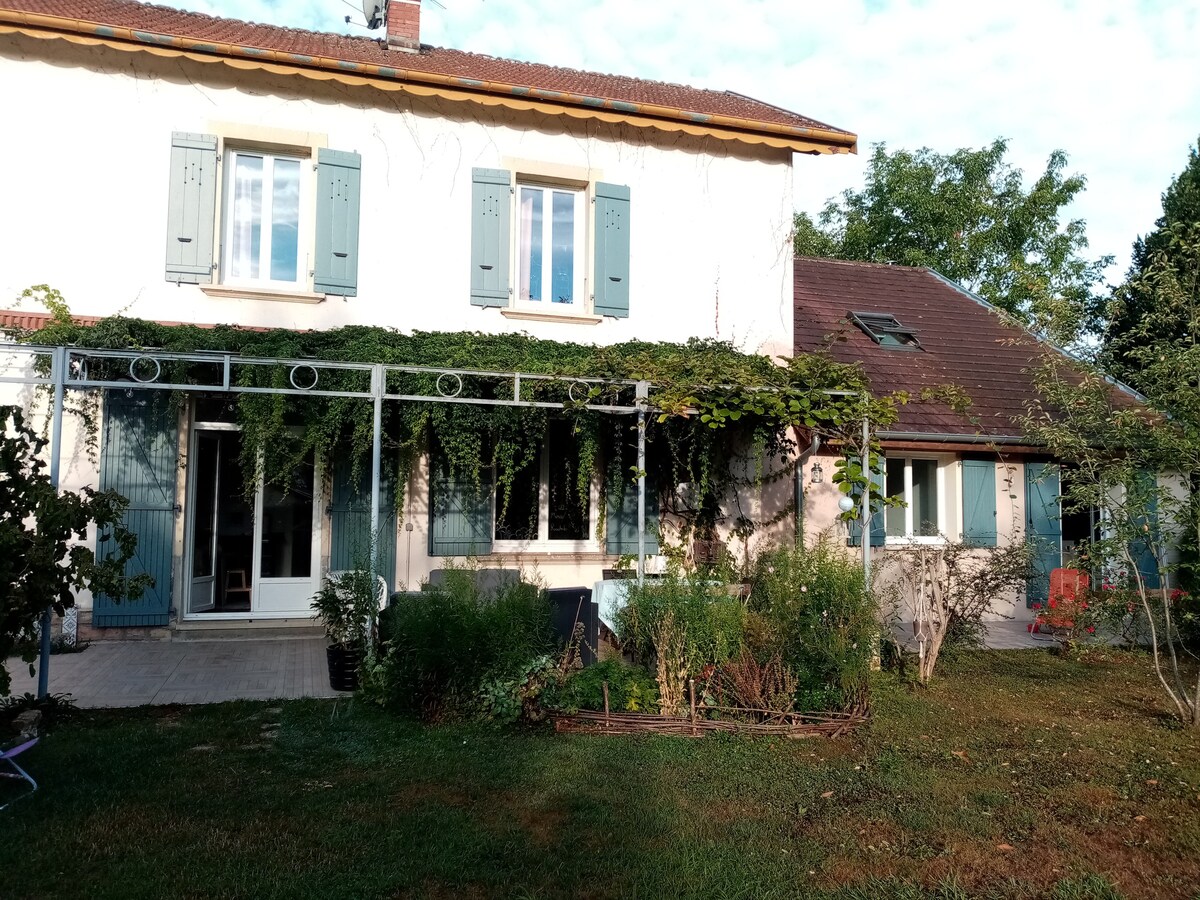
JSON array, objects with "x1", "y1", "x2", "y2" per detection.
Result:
[{"x1": 2, "y1": 649, "x2": 1198, "y2": 899}]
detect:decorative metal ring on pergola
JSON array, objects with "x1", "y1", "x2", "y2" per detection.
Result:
[{"x1": 0, "y1": 341, "x2": 870, "y2": 698}]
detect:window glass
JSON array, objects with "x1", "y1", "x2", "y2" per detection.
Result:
[
  {"x1": 911, "y1": 459, "x2": 939, "y2": 535},
  {"x1": 225, "y1": 150, "x2": 304, "y2": 287},
  {"x1": 259, "y1": 456, "x2": 314, "y2": 578},
  {"x1": 495, "y1": 459, "x2": 539, "y2": 541},
  {"x1": 885, "y1": 458, "x2": 905, "y2": 537},
  {"x1": 270, "y1": 157, "x2": 300, "y2": 282},
  {"x1": 547, "y1": 420, "x2": 588, "y2": 539},
  {"x1": 519, "y1": 187, "x2": 544, "y2": 302},
  {"x1": 550, "y1": 190, "x2": 575, "y2": 304},
  {"x1": 517, "y1": 183, "x2": 580, "y2": 307},
  {"x1": 229, "y1": 153, "x2": 263, "y2": 280}
]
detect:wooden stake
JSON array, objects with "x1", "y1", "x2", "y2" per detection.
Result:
[
  {"x1": 689, "y1": 678, "x2": 697, "y2": 736},
  {"x1": 603, "y1": 680, "x2": 610, "y2": 728}
]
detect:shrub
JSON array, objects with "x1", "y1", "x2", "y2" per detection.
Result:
[
  {"x1": 368, "y1": 569, "x2": 554, "y2": 720},
  {"x1": 750, "y1": 538, "x2": 876, "y2": 710},
  {"x1": 615, "y1": 577, "x2": 745, "y2": 715},
  {"x1": 545, "y1": 659, "x2": 659, "y2": 714},
  {"x1": 714, "y1": 651, "x2": 798, "y2": 717}
]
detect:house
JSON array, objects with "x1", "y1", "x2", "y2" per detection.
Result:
[
  {"x1": 0, "y1": 0, "x2": 856, "y2": 636},
  {"x1": 791, "y1": 257, "x2": 1149, "y2": 619}
]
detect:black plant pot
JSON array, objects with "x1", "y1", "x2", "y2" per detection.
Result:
[{"x1": 326, "y1": 644, "x2": 363, "y2": 692}]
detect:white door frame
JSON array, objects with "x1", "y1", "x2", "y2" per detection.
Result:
[{"x1": 182, "y1": 420, "x2": 320, "y2": 621}]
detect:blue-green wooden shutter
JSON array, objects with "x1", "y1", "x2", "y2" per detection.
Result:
[
  {"x1": 429, "y1": 469, "x2": 493, "y2": 556},
  {"x1": 165, "y1": 132, "x2": 217, "y2": 284},
  {"x1": 1129, "y1": 470, "x2": 1161, "y2": 590},
  {"x1": 1025, "y1": 462, "x2": 1061, "y2": 606},
  {"x1": 606, "y1": 477, "x2": 659, "y2": 556},
  {"x1": 329, "y1": 453, "x2": 397, "y2": 586},
  {"x1": 94, "y1": 392, "x2": 179, "y2": 627},
  {"x1": 961, "y1": 460, "x2": 998, "y2": 547},
  {"x1": 314, "y1": 148, "x2": 362, "y2": 296},
  {"x1": 847, "y1": 461, "x2": 885, "y2": 548},
  {"x1": 594, "y1": 182, "x2": 630, "y2": 318},
  {"x1": 470, "y1": 168, "x2": 511, "y2": 307}
]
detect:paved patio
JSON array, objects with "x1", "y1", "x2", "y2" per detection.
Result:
[
  {"x1": 3, "y1": 638, "x2": 344, "y2": 707},
  {"x1": 891, "y1": 619, "x2": 1045, "y2": 651}
]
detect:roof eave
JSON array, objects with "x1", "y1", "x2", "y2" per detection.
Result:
[{"x1": 0, "y1": 8, "x2": 858, "y2": 155}]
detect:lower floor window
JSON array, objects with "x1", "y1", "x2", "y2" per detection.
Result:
[
  {"x1": 494, "y1": 419, "x2": 592, "y2": 544},
  {"x1": 885, "y1": 457, "x2": 941, "y2": 539}
]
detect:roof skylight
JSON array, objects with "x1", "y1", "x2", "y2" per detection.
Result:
[{"x1": 848, "y1": 311, "x2": 922, "y2": 351}]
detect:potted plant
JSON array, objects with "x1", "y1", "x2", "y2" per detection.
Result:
[{"x1": 312, "y1": 569, "x2": 378, "y2": 691}]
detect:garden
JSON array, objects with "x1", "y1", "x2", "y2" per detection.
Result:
[{"x1": 326, "y1": 537, "x2": 878, "y2": 735}]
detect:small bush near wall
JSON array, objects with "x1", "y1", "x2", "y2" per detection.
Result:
[
  {"x1": 615, "y1": 579, "x2": 746, "y2": 715},
  {"x1": 749, "y1": 539, "x2": 876, "y2": 710},
  {"x1": 366, "y1": 568, "x2": 554, "y2": 721}
]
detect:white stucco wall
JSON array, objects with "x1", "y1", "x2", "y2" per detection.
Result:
[{"x1": 0, "y1": 36, "x2": 799, "y2": 357}]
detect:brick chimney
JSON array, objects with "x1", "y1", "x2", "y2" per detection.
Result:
[{"x1": 386, "y1": 0, "x2": 421, "y2": 53}]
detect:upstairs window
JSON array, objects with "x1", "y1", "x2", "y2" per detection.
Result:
[
  {"x1": 223, "y1": 149, "x2": 306, "y2": 290},
  {"x1": 849, "y1": 311, "x2": 921, "y2": 350},
  {"x1": 517, "y1": 184, "x2": 586, "y2": 307}
]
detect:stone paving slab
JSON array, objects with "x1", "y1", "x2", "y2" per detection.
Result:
[{"x1": 3, "y1": 638, "x2": 344, "y2": 707}]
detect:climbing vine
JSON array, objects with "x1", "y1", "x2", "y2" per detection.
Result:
[{"x1": 9, "y1": 292, "x2": 897, "y2": 544}]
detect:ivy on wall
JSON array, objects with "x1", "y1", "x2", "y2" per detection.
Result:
[{"x1": 12, "y1": 297, "x2": 898, "y2": 544}]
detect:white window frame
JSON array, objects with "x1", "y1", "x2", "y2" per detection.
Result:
[
  {"x1": 513, "y1": 179, "x2": 589, "y2": 313},
  {"x1": 491, "y1": 432, "x2": 600, "y2": 554},
  {"x1": 219, "y1": 147, "x2": 314, "y2": 293},
  {"x1": 884, "y1": 455, "x2": 947, "y2": 545}
]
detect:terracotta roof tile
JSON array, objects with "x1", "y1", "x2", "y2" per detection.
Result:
[
  {"x1": 0, "y1": 0, "x2": 853, "y2": 140},
  {"x1": 792, "y1": 258, "x2": 1142, "y2": 439}
]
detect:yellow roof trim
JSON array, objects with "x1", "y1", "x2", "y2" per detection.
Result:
[{"x1": 0, "y1": 10, "x2": 857, "y2": 155}]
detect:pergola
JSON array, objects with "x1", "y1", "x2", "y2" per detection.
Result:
[{"x1": 1, "y1": 340, "x2": 870, "y2": 698}]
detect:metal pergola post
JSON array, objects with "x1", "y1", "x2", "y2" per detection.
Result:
[
  {"x1": 636, "y1": 381, "x2": 649, "y2": 587},
  {"x1": 369, "y1": 364, "x2": 383, "y2": 579},
  {"x1": 37, "y1": 346, "x2": 67, "y2": 698}
]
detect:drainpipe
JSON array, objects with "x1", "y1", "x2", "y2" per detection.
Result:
[{"x1": 794, "y1": 429, "x2": 821, "y2": 549}]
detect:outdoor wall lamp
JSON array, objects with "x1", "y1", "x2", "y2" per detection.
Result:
[{"x1": 810, "y1": 461, "x2": 824, "y2": 484}]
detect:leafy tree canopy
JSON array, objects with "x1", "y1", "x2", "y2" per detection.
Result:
[
  {"x1": 1102, "y1": 137, "x2": 1200, "y2": 384},
  {"x1": 795, "y1": 139, "x2": 1110, "y2": 345}
]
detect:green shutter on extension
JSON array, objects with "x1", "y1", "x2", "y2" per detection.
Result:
[
  {"x1": 593, "y1": 182, "x2": 630, "y2": 318},
  {"x1": 961, "y1": 459, "x2": 998, "y2": 547},
  {"x1": 470, "y1": 168, "x2": 511, "y2": 307},
  {"x1": 165, "y1": 132, "x2": 217, "y2": 284},
  {"x1": 314, "y1": 148, "x2": 362, "y2": 296}
]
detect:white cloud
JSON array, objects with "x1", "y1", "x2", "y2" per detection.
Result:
[{"x1": 165, "y1": 0, "x2": 1199, "y2": 278}]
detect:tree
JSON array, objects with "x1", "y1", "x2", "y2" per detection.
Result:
[
  {"x1": 1020, "y1": 228, "x2": 1200, "y2": 726},
  {"x1": 795, "y1": 139, "x2": 1110, "y2": 345},
  {"x1": 1102, "y1": 137, "x2": 1200, "y2": 384},
  {"x1": 0, "y1": 405, "x2": 147, "y2": 696}
]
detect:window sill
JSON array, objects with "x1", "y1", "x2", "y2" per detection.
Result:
[
  {"x1": 481, "y1": 550, "x2": 615, "y2": 563},
  {"x1": 884, "y1": 536, "x2": 948, "y2": 547},
  {"x1": 200, "y1": 284, "x2": 327, "y2": 304},
  {"x1": 499, "y1": 308, "x2": 602, "y2": 325}
]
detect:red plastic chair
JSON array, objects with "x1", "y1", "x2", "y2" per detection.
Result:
[{"x1": 1034, "y1": 568, "x2": 1089, "y2": 635}]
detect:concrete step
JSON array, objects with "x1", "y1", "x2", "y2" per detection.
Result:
[{"x1": 172, "y1": 621, "x2": 325, "y2": 642}]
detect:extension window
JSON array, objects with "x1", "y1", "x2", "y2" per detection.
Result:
[{"x1": 884, "y1": 457, "x2": 945, "y2": 541}]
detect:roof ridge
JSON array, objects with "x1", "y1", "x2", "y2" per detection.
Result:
[
  {"x1": 9, "y1": 0, "x2": 852, "y2": 138},
  {"x1": 793, "y1": 256, "x2": 929, "y2": 272}
]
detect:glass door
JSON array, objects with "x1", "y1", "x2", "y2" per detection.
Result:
[
  {"x1": 254, "y1": 455, "x2": 319, "y2": 613},
  {"x1": 186, "y1": 420, "x2": 319, "y2": 618},
  {"x1": 188, "y1": 432, "x2": 220, "y2": 613}
]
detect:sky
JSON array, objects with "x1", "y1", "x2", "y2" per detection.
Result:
[{"x1": 168, "y1": 0, "x2": 1199, "y2": 281}]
